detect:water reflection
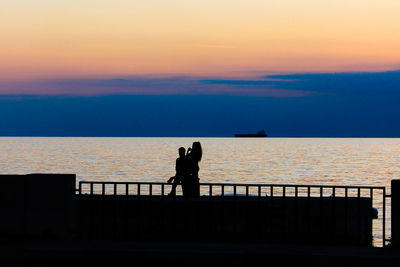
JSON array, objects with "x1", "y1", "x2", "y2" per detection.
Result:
[{"x1": 0, "y1": 137, "x2": 399, "y2": 189}]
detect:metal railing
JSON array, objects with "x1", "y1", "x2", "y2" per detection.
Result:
[{"x1": 77, "y1": 181, "x2": 390, "y2": 247}]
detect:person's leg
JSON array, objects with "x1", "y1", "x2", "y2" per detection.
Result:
[
  {"x1": 181, "y1": 175, "x2": 189, "y2": 197},
  {"x1": 187, "y1": 179, "x2": 196, "y2": 197},
  {"x1": 194, "y1": 179, "x2": 200, "y2": 197},
  {"x1": 169, "y1": 179, "x2": 178, "y2": 196},
  {"x1": 181, "y1": 181, "x2": 187, "y2": 196}
]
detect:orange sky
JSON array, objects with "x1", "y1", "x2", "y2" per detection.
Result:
[{"x1": 1, "y1": 0, "x2": 399, "y2": 79}]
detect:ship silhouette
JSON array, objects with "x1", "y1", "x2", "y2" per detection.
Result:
[{"x1": 234, "y1": 130, "x2": 267, "y2": 138}]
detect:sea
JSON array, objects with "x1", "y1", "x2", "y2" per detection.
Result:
[
  {"x1": 1, "y1": 137, "x2": 398, "y2": 187},
  {"x1": 0, "y1": 137, "x2": 399, "y2": 246}
]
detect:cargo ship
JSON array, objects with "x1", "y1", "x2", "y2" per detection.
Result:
[{"x1": 234, "y1": 130, "x2": 267, "y2": 138}]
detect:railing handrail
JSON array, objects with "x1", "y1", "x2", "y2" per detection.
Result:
[
  {"x1": 76, "y1": 180, "x2": 390, "y2": 247},
  {"x1": 77, "y1": 180, "x2": 386, "y2": 190}
]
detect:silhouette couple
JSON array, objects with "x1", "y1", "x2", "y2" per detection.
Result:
[{"x1": 167, "y1": 142, "x2": 202, "y2": 197}]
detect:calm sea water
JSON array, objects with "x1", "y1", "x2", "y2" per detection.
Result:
[
  {"x1": 1, "y1": 137, "x2": 398, "y2": 245},
  {"x1": 0, "y1": 137, "x2": 398, "y2": 188}
]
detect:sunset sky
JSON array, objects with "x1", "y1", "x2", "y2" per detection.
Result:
[
  {"x1": 0, "y1": 1, "x2": 399, "y2": 136},
  {"x1": 1, "y1": 0, "x2": 400, "y2": 80}
]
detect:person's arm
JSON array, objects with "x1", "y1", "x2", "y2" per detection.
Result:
[{"x1": 167, "y1": 176, "x2": 175, "y2": 183}]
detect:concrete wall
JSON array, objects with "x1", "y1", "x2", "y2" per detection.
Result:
[
  {"x1": 77, "y1": 195, "x2": 374, "y2": 246},
  {"x1": 0, "y1": 174, "x2": 376, "y2": 246},
  {"x1": 0, "y1": 174, "x2": 76, "y2": 239}
]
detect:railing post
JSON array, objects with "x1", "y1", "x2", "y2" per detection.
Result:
[{"x1": 391, "y1": 180, "x2": 400, "y2": 247}]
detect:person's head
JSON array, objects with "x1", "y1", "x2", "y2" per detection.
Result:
[
  {"x1": 191, "y1": 142, "x2": 202, "y2": 162},
  {"x1": 178, "y1": 147, "x2": 186, "y2": 157}
]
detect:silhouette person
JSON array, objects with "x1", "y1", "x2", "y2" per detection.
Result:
[
  {"x1": 167, "y1": 147, "x2": 186, "y2": 196},
  {"x1": 185, "y1": 141, "x2": 202, "y2": 197}
]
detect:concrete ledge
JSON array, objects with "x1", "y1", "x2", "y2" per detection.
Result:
[
  {"x1": 0, "y1": 174, "x2": 76, "y2": 239},
  {"x1": 77, "y1": 195, "x2": 374, "y2": 246}
]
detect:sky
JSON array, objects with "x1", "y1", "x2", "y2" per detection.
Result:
[{"x1": 0, "y1": 1, "x2": 399, "y2": 137}]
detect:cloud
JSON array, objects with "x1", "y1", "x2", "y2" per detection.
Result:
[
  {"x1": 0, "y1": 76, "x2": 311, "y2": 98},
  {"x1": 193, "y1": 43, "x2": 236, "y2": 49},
  {"x1": 0, "y1": 70, "x2": 399, "y2": 98},
  {"x1": 265, "y1": 70, "x2": 400, "y2": 95}
]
